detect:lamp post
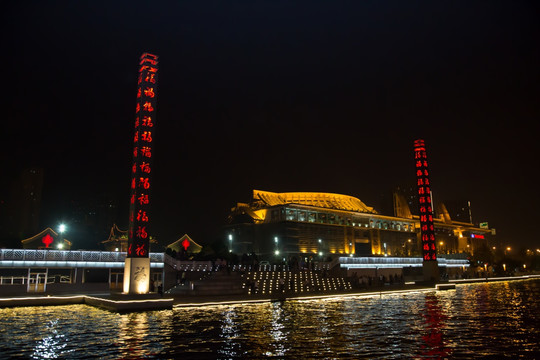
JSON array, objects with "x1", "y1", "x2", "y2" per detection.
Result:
[
  {"x1": 318, "y1": 238, "x2": 324, "y2": 258},
  {"x1": 58, "y1": 223, "x2": 66, "y2": 249},
  {"x1": 228, "y1": 234, "x2": 233, "y2": 253}
]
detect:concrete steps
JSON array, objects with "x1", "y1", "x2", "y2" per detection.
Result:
[
  {"x1": 167, "y1": 271, "x2": 246, "y2": 296},
  {"x1": 242, "y1": 270, "x2": 353, "y2": 295}
]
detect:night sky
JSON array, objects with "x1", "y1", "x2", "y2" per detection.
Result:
[{"x1": 3, "y1": 1, "x2": 539, "y2": 250}]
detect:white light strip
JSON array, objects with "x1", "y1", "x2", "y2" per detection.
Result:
[
  {"x1": 0, "y1": 295, "x2": 173, "y2": 305},
  {"x1": 338, "y1": 256, "x2": 469, "y2": 267},
  {"x1": 0, "y1": 295, "x2": 85, "y2": 302},
  {"x1": 341, "y1": 262, "x2": 469, "y2": 269},
  {"x1": 450, "y1": 275, "x2": 532, "y2": 283},
  {"x1": 343, "y1": 264, "x2": 423, "y2": 269},
  {"x1": 173, "y1": 288, "x2": 437, "y2": 308},
  {"x1": 292, "y1": 288, "x2": 433, "y2": 302},
  {"x1": 85, "y1": 295, "x2": 173, "y2": 304},
  {"x1": 173, "y1": 298, "x2": 272, "y2": 308},
  {"x1": 0, "y1": 260, "x2": 164, "y2": 268}
]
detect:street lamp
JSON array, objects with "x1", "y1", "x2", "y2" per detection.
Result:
[
  {"x1": 318, "y1": 239, "x2": 325, "y2": 258},
  {"x1": 228, "y1": 234, "x2": 233, "y2": 253},
  {"x1": 58, "y1": 223, "x2": 66, "y2": 249}
]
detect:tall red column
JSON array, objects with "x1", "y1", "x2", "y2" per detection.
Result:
[
  {"x1": 124, "y1": 53, "x2": 159, "y2": 294},
  {"x1": 414, "y1": 139, "x2": 439, "y2": 282}
]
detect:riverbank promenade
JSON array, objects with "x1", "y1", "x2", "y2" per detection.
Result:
[{"x1": 1, "y1": 274, "x2": 538, "y2": 312}]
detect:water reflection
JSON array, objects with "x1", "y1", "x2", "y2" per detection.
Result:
[
  {"x1": 218, "y1": 307, "x2": 239, "y2": 358},
  {"x1": 117, "y1": 312, "x2": 151, "y2": 358},
  {"x1": 267, "y1": 302, "x2": 288, "y2": 357},
  {"x1": 32, "y1": 318, "x2": 68, "y2": 359},
  {"x1": 419, "y1": 293, "x2": 450, "y2": 359}
]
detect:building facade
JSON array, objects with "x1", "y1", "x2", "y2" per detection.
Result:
[{"x1": 225, "y1": 190, "x2": 491, "y2": 260}]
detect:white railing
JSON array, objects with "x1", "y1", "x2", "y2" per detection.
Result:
[
  {"x1": 338, "y1": 256, "x2": 469, "y2": 268},
  {"x1": 0, "y1": 249, "x2": 164, "y2": 263},
  {"x1": 164, "y1": 255, "x2": 212, "y2": 272}
]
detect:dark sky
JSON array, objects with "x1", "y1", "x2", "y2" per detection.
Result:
[{"x1": 3, "y1": 1, "x2": 539, "y2": 250}]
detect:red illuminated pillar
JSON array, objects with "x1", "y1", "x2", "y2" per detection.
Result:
[
  {"x1": 414, "y1": 139, "x2": 440, "y2": 282},
  {"x1": 124, "y1": 53, "x2": 159, "y2": 294}
]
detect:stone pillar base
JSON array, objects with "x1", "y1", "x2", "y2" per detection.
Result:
[
  {"x1": 123, "y1": 257, "x2": 151, "y2": 294},
  {"x1": 422, "y1": 260, "x2": 440, "y2": 283}
]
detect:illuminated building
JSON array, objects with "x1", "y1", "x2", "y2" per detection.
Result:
[
  {"x1": 20, "y1": 227, "x2": 72, "y2": 250},
  {"x1": 225, "y1": 189, "x2": 491, "y2": 260},
  {"x1": 166, "y1": 234, "x2": 203, "y2": 256}
]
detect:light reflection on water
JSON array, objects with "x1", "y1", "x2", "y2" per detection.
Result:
[{"x1": 1, "y1": 279, "x2": 539, "y2": 359}]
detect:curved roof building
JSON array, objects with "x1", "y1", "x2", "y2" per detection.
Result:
[
  {"x1": 252, "y1": 190, "x2": 377, "y2": 214},
  {"x1": 226, "y1": 189, "x2": 491, "y2": 260}
]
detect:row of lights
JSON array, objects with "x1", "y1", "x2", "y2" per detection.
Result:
[
  {"x1": 229, "y1": 234, "x2": 540, "y2": 258},
  {"x1": 228, "y1": 234, "x2": 327, "y2": 257},
  {"x1": 243, "y1": 271, "x2": 351, "y2": 295}
]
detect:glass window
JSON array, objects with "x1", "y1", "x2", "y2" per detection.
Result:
[
  {"x1": 298, "y1": 211, "x2": 306, "y2": 222},
  {"x1": 286, "y1": 209, "x2": 298, "y2": 221}
]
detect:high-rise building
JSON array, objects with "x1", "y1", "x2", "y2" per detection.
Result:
[{"x1": 0, "y1": 168, "x2": 44, "y2": 245}]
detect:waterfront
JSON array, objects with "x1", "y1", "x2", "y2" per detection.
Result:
[{"x1": 1, "y1": 279, "x2": 539, "y2": 359}]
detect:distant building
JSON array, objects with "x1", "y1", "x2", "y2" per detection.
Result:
[
  {"x1": 443, "y1": 200, "x2": 473, "y2": 224},
  {"x1": 225, "y1": 189, "x2": 491, "y2": 260},
  {"x1": 21, "y1": 228, "x2": 72, "y2": 250},
  {"x1": 166, "y1": 234, "x2": 203, "y2": 258},
  {"x1": 101, "y1": 224, "x2": 157, "y2": 252}
]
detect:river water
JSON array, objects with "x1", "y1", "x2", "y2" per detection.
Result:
[{"x1": 1, "y1": 279, "x2": 539, "y2": 359}]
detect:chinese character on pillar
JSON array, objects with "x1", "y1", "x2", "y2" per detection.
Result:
[
  {"x1": 128, "y1": 52, "x2": 158, "y2": 260},
  {"x1": 124, "y1": 53, "x2": 159, "y2": 294},
  {"x1": 414, "y1": 139, "x2": 437, "y2": 262}
]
